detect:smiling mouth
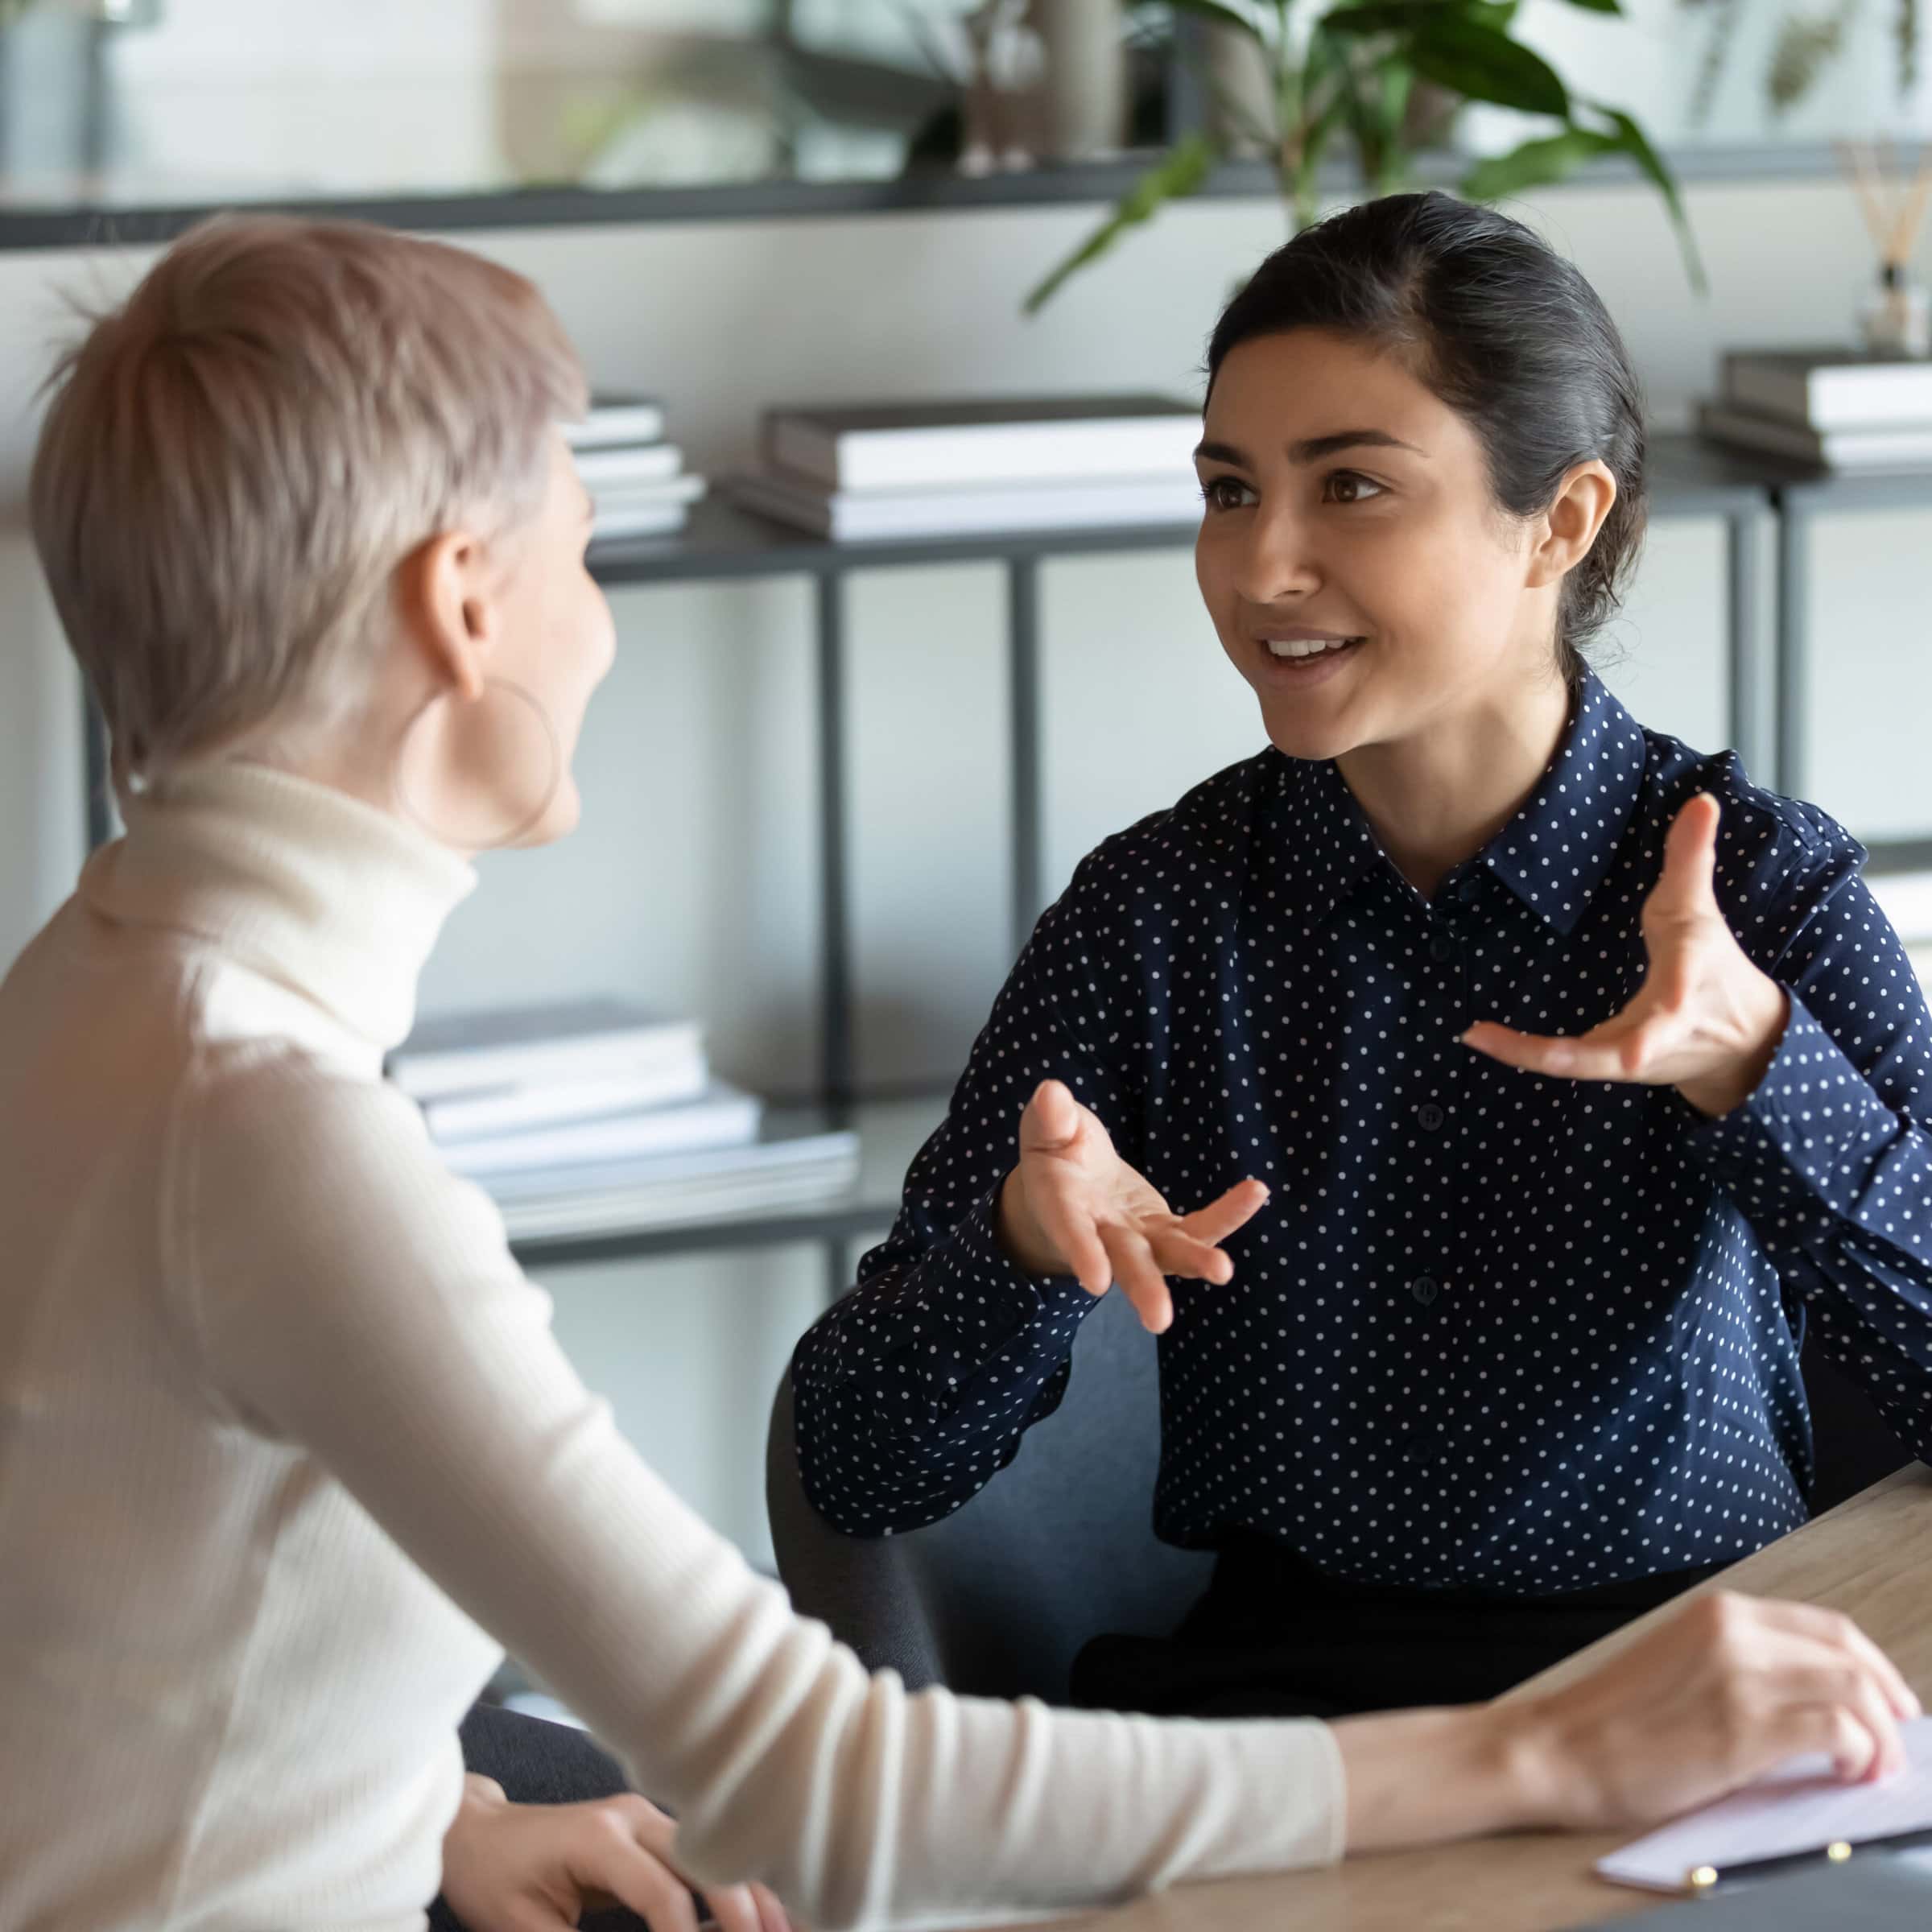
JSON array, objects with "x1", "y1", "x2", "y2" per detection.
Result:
[{"x1": 1257, "y1": 634, "x2": 1366, "y2": 671}]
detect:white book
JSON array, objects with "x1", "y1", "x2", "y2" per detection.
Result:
[
  {"x1": 574, "y1": 443, "x2": 688, "y2": 489},
  {"x1": 390, "y1": 999, "x2": 703, "y2": 1102},
  {"x1": 729, "y1": 467, "x2": 1203, "y2": 542},
  {"x1": 564, "y1": 394, "x2": 667, "y2": 450},
  {"x1": 442, "y1": 1084, "x2": 762, "y2": 1178},
  {"x1": 1724, "y1": 348, "x2": 1932, "y2": 431},
  {"x1": 592, "y1": 505, "x2": 695, "y2": 543},
  {"x1": 592, "y1": 473, "x2": 706, "y2": 511},
  {"x1": 424, "y1": 1063, "x2": 712, "y2": 1144},
  {"x1": 1696, "y1": 399, "x2": 1932, "y2": 469},
  {"x1": 488, "y1": 1129, "x2": 862, "y2": 1241},
  {"x1": 764, "y1": 395, "x2": 1200, "y2": 493}
]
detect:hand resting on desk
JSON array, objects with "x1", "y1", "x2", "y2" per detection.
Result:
[{"x1": 1335, "y1": 1591, "x2": 1920, "y2": 1855}]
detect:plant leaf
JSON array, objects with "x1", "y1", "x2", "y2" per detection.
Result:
[
  {"x1": 1585, "y1": 100, "x2": 1707, "y2": 295},
  {"x1": 1023, "y1": 134, "x2": 1221, "y2": 313},
  {"x1": 1164, "y1": 0, "x2": 1269, "y2": 41},
  {"x1": 1461, "y1": 125, "x2": 1617, "y2": 201},
  {"x1": 1555, "y1": 0, "x2": 1621, "y2": 11},
  {"x1": 1321, "y1": 2, "x2": 1436, "y2": 33},
  {"x1": 1404, "y1": 15, "x2": 1571, "y2": 116}
]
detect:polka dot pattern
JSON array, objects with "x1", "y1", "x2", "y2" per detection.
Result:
[{"x1": 794, "y1": 674, "x2": 1932, "y2": 1591}]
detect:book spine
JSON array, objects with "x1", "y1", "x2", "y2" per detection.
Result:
[
  {"x1": 427, "y1": 1065, "x2": 712, "y2": 1141},
  {"x1": 393, "y1": 1028, "x2": 705, "y2": 1101},
  {"x1": 444, "y1": 1098, "x2": 762, "y2": 1177}
]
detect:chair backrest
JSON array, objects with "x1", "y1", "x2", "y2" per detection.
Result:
[
  {"x1": 767, "y1": 1287, "x2": 1212, "y2": 1703},
  {"x1": 768, "y1": 1293, "x2": 1910, "y2": 1705}
]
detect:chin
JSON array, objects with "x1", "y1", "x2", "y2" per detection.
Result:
[
  {"x1": 518, "y1": 778, "x2": 582, "y2": 848},
  {"x1": 1259, "y1": 708, "x2": 1367, "y2": 765}
]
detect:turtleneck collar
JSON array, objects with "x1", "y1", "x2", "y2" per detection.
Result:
[{"x1": 80, "y1": 759, "x2": 477, "y2": 1052}]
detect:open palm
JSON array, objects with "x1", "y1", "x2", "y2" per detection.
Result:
[
  {"x1": 1463, "y1": 793, "x2": 1789, "y2": 1118},
  {"x1": 1000, "y1": 1078, "x2": 1269, "y2": 1335}
]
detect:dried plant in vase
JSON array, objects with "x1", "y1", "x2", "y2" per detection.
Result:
[{"x1": 1841, "y1": 137, "x2": 1932, "y2": 355}]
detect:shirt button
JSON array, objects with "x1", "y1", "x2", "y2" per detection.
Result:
[
  {"x1": 1428, "y1": 931, "x2": 1456, "y2": 964},
  {"x1": 1454, "y1": 873, "x2": 1482, "y2": 904},
  {"x1": 1417, "y1": 1102, "x2": 1446, "y2": 1131},
  {"x1": 1409, "y1": 1275, "x2": 1440, "y2": 1307}
]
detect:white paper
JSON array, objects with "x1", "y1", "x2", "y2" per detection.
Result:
[{"x1": 1597, "y1": 1717, "x2": 1932, "y2": 1893}]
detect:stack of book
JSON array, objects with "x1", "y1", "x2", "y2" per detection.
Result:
[
  {"x1": 1696, "y1": 349, "x2": 1932, "y2": 470},
  {"x1": 728, "y1": 394, "x2": 1204, "y2": 541},
  {"x1": 389, "y1": 997, "x2": 859, "y2": 1242},
  {"x1": 568, "y1": 394, "x2": 706, "y2": 543}
]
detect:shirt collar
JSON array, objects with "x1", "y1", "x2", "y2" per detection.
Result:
[
  {"x1": 1478, "y1": 671, "x2": 1649, "y2": 935},
  {"x1": 80, "y1": 759, "x2": 477, "y2": 1051},
  {"x1": 1265, "y1": 669, "x2": 1649, "y2": 936},
  {"x1": 1262, "y1": 748, "x2": 1392, "y2": 931}
]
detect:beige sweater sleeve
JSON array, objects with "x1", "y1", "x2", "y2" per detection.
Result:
[{"x1": 175, "y1": 1055, "x2": 1344, "y2": 1930}]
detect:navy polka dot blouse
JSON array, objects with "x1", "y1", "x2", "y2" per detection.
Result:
[{"x1": 792, "y1": 672, "x2": 1932, "y2": 1591}]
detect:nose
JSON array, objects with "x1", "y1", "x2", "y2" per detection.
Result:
[{"x1": 1231, "y1": 496, "x2": 1322, "y2": 605}]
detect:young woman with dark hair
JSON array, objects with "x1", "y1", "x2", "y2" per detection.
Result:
[{"x1": 792, "y1": 190, "x2": 1932, "y2": 1722}]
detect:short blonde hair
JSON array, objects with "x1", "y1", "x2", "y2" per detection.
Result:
[{"x1": 30, "y1": 214, "x2": 588, "y2": 784}]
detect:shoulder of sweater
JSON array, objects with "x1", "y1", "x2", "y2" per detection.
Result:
[{"x1": 179, "y1": 1038, "x2": 484, "y2": 1232}]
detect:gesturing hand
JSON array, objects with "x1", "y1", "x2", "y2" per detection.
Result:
[
  {"x1": 1462, "y1": 793, "x2": 1790, "y2": 1119},
  {"x1": 995, "y1": 1077, "x2": 1269, "y2": 1335}
]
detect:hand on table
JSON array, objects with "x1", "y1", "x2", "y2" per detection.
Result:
[
  {"x1": 1512, "y1": 1591, "x2": 1922, "y2": 1831},
  {"x1": 995, "y1": 1077, "x2": 1269, "y2": 1334},
  {"x1": 440, "y1": 1774, "x2": 791, "y2": 1932},
  {"x1": 1337, "y1": 1592, "x2": 1922, "y2": 1855},
  {"x1": 1463, "y1": 794, "x2": 1790, "y2": 1120}
]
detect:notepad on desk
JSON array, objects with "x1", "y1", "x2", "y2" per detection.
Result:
[{"x1": 1596, "y1": 1716, "x2": 1932, "y2": 1893}]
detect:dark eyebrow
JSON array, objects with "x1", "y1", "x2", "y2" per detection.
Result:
[{"x1": 1193, "y1": 430, "x2": 1425, "y2": 468}]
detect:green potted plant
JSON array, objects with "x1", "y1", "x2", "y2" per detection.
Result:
[{"x1": 1026, "y1": 0, "x2": 1696, "y2": 311}]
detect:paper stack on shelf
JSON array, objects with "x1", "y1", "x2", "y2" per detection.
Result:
[
  {"x1": 1695, "y1": 349, "x2": 1932, "y2": 469},
  {"x1": 568, "y1": 392, "x2": 706, "y2": 542},
  {"x1": 481, "y1": 1123, "x2": 862, "y2": 1243},
  {"x1": 390, "y1": 998, "x2": 860, "y2": 1236},
  {"x1": 729, "y1": 394, "x2": 1204, "y2": 540}
]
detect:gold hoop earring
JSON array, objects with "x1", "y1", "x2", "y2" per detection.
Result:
[{"x1": 392, "y1": 677, "x2": 563, "y2": 852}]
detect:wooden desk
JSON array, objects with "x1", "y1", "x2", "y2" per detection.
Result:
[{"x1": 1048, "y1": 1467, "x2": 1932, "y2": 1932}]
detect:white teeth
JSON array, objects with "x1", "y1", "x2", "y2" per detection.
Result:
[{"x1": 1265, "y1": 635, "x2": 1359, "y2": 659}]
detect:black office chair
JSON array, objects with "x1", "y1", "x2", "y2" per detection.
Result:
[
  {"x1": 767, "y1": 1287, "x2": 1210, "y2": 1702},
  {"x1": 767, "y1": 1293, "x2": 1909, "y2": 1703}
]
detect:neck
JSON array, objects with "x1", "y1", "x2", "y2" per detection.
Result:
[{"x1": 1336, "y1": 666, "x2": 1573, "y2": 899}]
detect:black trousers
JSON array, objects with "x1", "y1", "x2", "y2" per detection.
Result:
[
  {"x1": 428, "y1": 1703, "x2": 662, "y2": 1932},
  {"x1": 1070, "y1": 1535, "x2": 1731, "y2": 1720}
]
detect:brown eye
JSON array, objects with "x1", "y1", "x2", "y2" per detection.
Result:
[
  {"x1": 1323, "y1": 471, "x2": 1385, "y2": 506},
  {"x1": 1201, "y1": 476, "x2": 1254, "y2": 511}
]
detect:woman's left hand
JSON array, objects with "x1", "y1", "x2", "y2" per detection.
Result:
[
  {"x1": 440, "y1": 1773, "x2": 791, "y2": 1932},
  {"x1": 1462, "y1": 792, "x2": 1790, "y2": 1120}
]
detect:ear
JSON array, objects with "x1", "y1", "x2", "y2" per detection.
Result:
[
  {"x1": 394, "y1": 526, "x2": 494, "y2": 702},
  {"x1": 1525, "y1": 460, "x2": 1617, "y2": 592}
]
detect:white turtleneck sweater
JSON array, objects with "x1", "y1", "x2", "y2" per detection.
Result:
[{"x1": 0, "y1": 761, "x2": 1343, "y2": 1932}]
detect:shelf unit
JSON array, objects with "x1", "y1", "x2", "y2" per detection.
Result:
[{"x1": 75, "y1": 431, "x2": 1932, "y2": 1284}]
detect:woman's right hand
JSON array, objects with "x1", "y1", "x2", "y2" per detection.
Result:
[
  {"x1": 1513, "y1": 1591, "x2": 1922, "y2": 1830},
  {"x1": 1337, "y1": 1591, "x2": 1922, "y2": 1855},
  {"x1": 994, "y1": 1078, "x2": 1269, "y2": 1333}
]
